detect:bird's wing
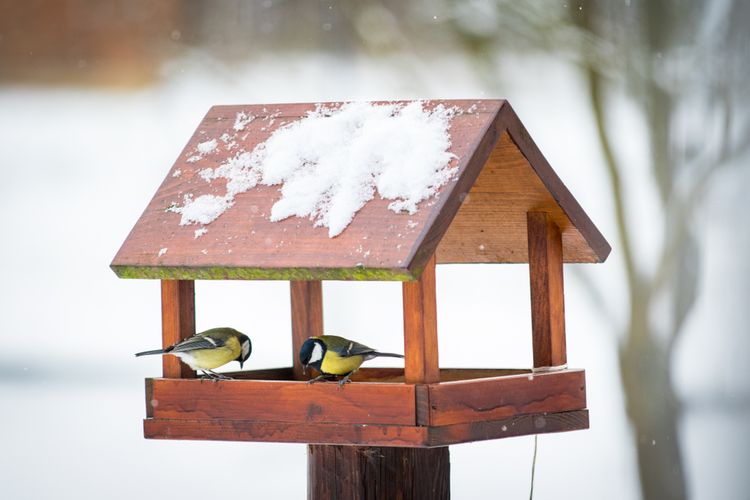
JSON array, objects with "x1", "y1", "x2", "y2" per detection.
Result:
[
  {"x1": 169, "y1": 334, "x2": 225, "y2": 353},
  {"x1": 328, "y1": 338, "x2": 377, "y2": 358}
]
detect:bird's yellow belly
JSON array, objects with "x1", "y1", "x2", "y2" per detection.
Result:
[
  {"x1": 178, "y1": 347, "x2": 236, "y2": 370},
  {"x1": 320, "y1": 353, "x2": 364, "y2": 375}
]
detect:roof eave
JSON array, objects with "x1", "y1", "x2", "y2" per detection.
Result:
[{"x1": 110, "y1": 264, "x2": 417, "y2": 281}]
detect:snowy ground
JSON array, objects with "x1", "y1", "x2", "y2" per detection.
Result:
[{"x1": 1, "y1": 52, "x2": 748, "y2": 499}]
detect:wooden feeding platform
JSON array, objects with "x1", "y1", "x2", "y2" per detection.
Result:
[
  {"x1": 145, "y1": 366, "x2": 587, "y2": 447},
  {"x1": 112, "y1": 99, "x2": 609, "y2": 497}
]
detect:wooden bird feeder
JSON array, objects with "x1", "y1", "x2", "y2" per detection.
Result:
[{"x1": 112, "y1": 99, "x2": 609, "y2": 497}]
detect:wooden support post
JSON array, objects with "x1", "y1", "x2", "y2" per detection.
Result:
[
  {"x1": 160, "y1": 280, "x2": 196, "y2": 378},
  {"x1": 527, "y1": 212, "x2": 567, "y2": 368},
  {"x1": 308, "y1": 445, "x2": 450, "y2": 500},
  {"x1": 402, "y1": 254, "x2": 440, "y2": 384},
  {"x1": 306, "y1": 258, "x2": 449, "y2": 500},
  {"x1": 290, "y1": 280, "x2": 324, "y2": 380}
]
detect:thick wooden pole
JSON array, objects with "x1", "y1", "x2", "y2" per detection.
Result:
[
  {"x1": 290, "y1": 280, "x2": 324, "y2": 380},
  {"x1": 527, "y1": 212, "x2": 567, "y2": 368},
  {"x1": 402, "y1": 254, "x2": 440, "y2": 384},
  {"x1": 308, "y1": 445, "x2": 450, "y2": 500},
  {"x1": 160, "y1": 280, "x2": 196, "y2": 378},
  {"x1": 307, "y1": 258, "x2": 449, "y2": 500}
]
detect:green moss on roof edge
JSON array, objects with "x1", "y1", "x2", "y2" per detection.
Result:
[{"x1": 110, "y1": 265, "x2": 417, "y2": 281}]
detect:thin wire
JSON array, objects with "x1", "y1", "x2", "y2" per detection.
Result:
[{"x1": 529, "y1": 434, "x2": 538, "y2": 500}]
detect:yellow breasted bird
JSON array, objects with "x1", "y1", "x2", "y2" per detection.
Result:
[
  {"x1": 135, "y1": 327, "x2": 251, "y2": 379},
  {"x1": 299, "y1": 335, "x2": 404, "y2": 386}
]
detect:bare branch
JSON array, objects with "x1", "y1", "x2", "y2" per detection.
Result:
[{"x1": 584, "y1": 64, "x2": 647, "y2": 330}]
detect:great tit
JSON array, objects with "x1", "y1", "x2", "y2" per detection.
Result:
[
  {"x1": 135, "y1": 327, "x2": 251, "y2": 379},
  {"x1": 299, "y1": 335, "x2": 404, "y2": 386}
]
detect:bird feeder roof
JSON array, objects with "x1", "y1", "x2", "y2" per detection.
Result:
[{"x1": 111, "y1": 100, "x2": 610, "y2": 281}]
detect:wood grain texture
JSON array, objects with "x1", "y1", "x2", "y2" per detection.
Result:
[
  {"x1": 142, "y1": 409, "x2": 589, "y2": 447},
  {"x1": 437, "y1": 131, "x2": 591, "y2": 263},
  {"x1": 308, "y1": 445, "x2": 450, "y2": 500},
  {"x1": 402, "y1": 255, "x2": 440, "y2": 384},
  {"x1": 111, "y1": 99, "x2": 610, "y2": 281},
  {"x1": 527, "y1": 212, "x2": 567, "y2": 368},
  {"x1": 427, "y1": 369, "x2": 586, "y2": 426},
  {"x1": 290, "y1": 280, "x2": 324, "y2": 380},
  {"x1": 145, "y1": 379, "x2": 154, "y2": 418},
  {"x1": 143, "y1": 368, "x2": 585, "y2": 445},
  {"x1": 144, "y1": 419, "x2": 429, "y2": 447},
  {"x1": 428, "y1": 100, "x2": 611, "y2": 266},
  {"x1": 160, "y1": 280, "x2": 196, "y2": 378},
  {"x1": 426, "y1": 409, "x2": 589, "y2": 447},
  {"x1": 501, "y1": 103, "x2": 611, "y2": 261},
  {"x1": 223, "y1": 367, "x2": 529, "y2": 383},
  {"x1": 415, "y1": 384, "x2": 431, "y2": 426},
  {"x1": 149, "y1": 378, "x2": 416, "y2": 425}
]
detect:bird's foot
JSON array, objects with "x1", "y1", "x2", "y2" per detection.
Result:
[
  {"x1": 200, "y1": 370, "x2": 233, "y2": 381},
  {"x1": 337, "y1": 374, "x2": 354, "y2": 388},
  {"x1": 307, "y1": 373, "x2": 332, "y2": 384}
]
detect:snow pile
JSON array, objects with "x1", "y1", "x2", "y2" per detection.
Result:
[
  {"x1": 233, "y1": 111, "x2": 254, "y2": 131},
  {"x1": 173, "y1": 193, "x2": 232, "y2": 225},
  {"x1": 186, "y1": 138, "x2": 219, "y2": 163},
  {"x1": 173, "y1": 101, "x2": 458, "y2": 237},
  {"x1": 196, "y1": 139, "x2": 218, "y2": 154}
]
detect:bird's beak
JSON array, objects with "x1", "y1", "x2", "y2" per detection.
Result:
[{"x1": 239, "y1": 360, "x2": 244, "y2": 369}]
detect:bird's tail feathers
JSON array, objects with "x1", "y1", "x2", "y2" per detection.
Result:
[
  {"x1": 135, "y1": 349, "x2": 165, "y2": 357},
  {"x1": 373, "y1": 351, "x2": 404, "y2": 359}
]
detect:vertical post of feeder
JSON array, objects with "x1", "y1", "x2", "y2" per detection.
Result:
[
  {"x1": 527, "y1": 212, "x2": 567, "y2": 368},
  {"x1": 308, "y1": 445, "x2": 450, "y2": 500},
  {"x1": 160, "y1": 280, "x2": 196, "y2": 378},
  {"x1": 402, "y1": 254, "x2": 440, "y2": 384},
  {"x1": 308, "y1": 256, "x2": 449, "y2": 500},
  {"x1": 290, "y1": 280, "x2": 324, "y2": 380}
]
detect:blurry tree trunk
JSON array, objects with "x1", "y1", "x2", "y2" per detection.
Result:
[
  {"x1": 580, "y1": 2, "x2": 691, "y2": 498},
  {"x1": 620, "y1": 334, "x2": 685, "y2": 500},
  {"x1": 586, "y1": 54, "x2": 689, "y2": 500}
]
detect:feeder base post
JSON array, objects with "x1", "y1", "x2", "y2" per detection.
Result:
[{"x1": 307, "y1": 445, "x2": 450, "y2": 500}]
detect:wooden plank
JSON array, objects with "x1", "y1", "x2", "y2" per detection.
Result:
[
  {"x1": 430, "y1": 101, "x2": 611, "y2": 267},
  {"x1": 415, "y1": 384, "x2": 431, "y2": 426},
  {"x1": 111, "y1": 101, "x2": 501, "y2": 281},
  {"x1": 308, "y1": 445, "x2": 449, "y2": 500},
  {"x1": 402, "y1": 255, "x2": 439, "y2": 384},
  {"x1": 349, "y1": 367, "x2": 529, "y2": 384},
  {"x1": 427, "y1": 409, "x2": 589, "y2": 447},
  {"x1": 160, "y1": 280, "x2": 195, "y2": 378},
  {"x1": 149, "y1": 378, "x2": 416, "y2": 425},
  {"x1": 110, "y1": 99, "x2": 610, "y2": 282},
  {"x1": 142, "y1": 410, "x2": 588, "y2": 447},
  {"x1": 436, "y1": 131, "x2": 594, "y2": 264},
  {"x1": 527, "y1": 212, "x2": 567, "y2": 368},
  {"x1": 145, "y1": 379, "x2": 154, "y2": 418},
  {"x1": 224, "y1": 367, "x2": 529, "y2": 383},
  {"x1": 428, "y1": 369, "x2": 586, "y2": 426},
  {"x1": 144, "y1": 419, "x2": 429, "y2": 447},
  {"x1": 501, "y1": 102, "x2": 611, "y2": 262},
  {"x1": 227, "y1": 367, "x2": 295, "y2": 380},
  {"x1": 290, "y1": 280, "x2": 324, "y2": 380}
]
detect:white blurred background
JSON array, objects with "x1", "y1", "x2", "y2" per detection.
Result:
[{"x1": 1, "y1": 1, "x2": 748, "y2": 499}]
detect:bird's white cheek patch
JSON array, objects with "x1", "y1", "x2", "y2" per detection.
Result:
[{"x1": 309, "y1": 343, "x2": 323, "y2": 364}]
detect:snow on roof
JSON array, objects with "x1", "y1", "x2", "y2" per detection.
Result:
[{"x1": 172, "y1": 101, "x2": 458, "y2": 237}]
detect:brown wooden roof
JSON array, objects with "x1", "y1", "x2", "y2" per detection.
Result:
[{"x1": 111, "y1": 100, "x2": 610, "y2": 281}]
